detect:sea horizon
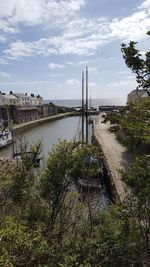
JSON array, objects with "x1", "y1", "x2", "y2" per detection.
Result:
[{"x1": 44, "y1": 97, "x2": 126, "y2": 108}]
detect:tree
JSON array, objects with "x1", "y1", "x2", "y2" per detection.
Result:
[
  {"x1": 40, "y1": 140, "x2": 76, "y2": 229},
  {"x1": 102, "y1": 99, "x2": 150, "y2": 151},
  {"x1": 1, "y1": 140, "x2": 150, "y2": 266},
  {"x1": 121, "y1": 32, "x2": 150, "y2": 95},
  {"x1": 121, "y1": 155, "x2": 150, "y2": 255},
  {"x1": 40, "y1": 140, "x2": 101, "y2": 229}
]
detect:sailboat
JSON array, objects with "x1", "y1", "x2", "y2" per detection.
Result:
[
  {"x1": 78, "y1": 66, "x2": 103, "y2": 192},
  {"x1": 81, "y1": 66, "x2": 89, "y2": 143}
]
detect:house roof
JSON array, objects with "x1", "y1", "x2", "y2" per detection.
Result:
[
  {"x1": 13, "y1": 93, "x2": 30, "y2": 98},
  {"x1": 129, "y1": 89, "x2": 149, "y2": 97},
  {"x1": 1, "y1": 95, "x2": 18, "y2": 100}
]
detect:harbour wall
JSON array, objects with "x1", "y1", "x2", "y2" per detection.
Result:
[
  {"x1": 93, "y1": 115, "x2": 132, "y2": 202},
  {"x1": 13, "y1": 112, "x2": 75, "y2": 134},
  {"x1": 99, "y1": 105, "x2": 123, "y2": 112},
  {"x1": 92, "y1": 134, "x2": 118, "y2": 201}
]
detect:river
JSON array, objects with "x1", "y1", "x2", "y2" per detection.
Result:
[{"x1": 0, "y1": 116, "x2": 92, "y2": 159}]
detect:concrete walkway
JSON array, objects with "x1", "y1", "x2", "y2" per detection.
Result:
[{"x1": 93, "y1": 114, "x2": 133, "y2": 201}]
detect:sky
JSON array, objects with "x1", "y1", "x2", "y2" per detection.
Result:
[{"x1": 0, "y1": 0, "x2": 150, "y2": 100}]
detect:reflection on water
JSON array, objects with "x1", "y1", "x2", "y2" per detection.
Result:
[{"x1": 0, "y1": 116, "x2": 92, "y2": 159}]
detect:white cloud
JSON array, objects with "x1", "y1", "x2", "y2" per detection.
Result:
[
  {"x1": 89, "y1": 82, "x2": 97, "y2": 87},
  {"x1": 0, "y1": 58, "x2": 9, "y2": 64},
  {"x1": 109, "y1": 11, "x2": 150, "y2": 41},
  {"x1": 48, "y1": 63, "x2": 65, "y2": 69},
  {"x1": 67, "y1": 60, "x2": 92, "y2": 66},
  {"x1": 138, "y1": 0, "x2": 150, "y2": 9},
  {"x1": 78, "y1": 60, "x2": 92, "y2": 65},
  {"x1": 0, "y1": 0, "x2": 85, "y2": 28},
  {"x1": 4, "y1": 40, "x2": 35, "y2": 59},
  {"x1": 63, "y1": 17, "x2": 108, "y2": 38},
  {"x1": 4, "y1": 39, "x2": 58, "y2": 59},
  {"x1": 49, "y1": 74, "x2": 65, "y2": 77},
  {"x1": 88, "y1": 67, "x2": 98, "y2": 74},
  {"x1": 1, "y1": 0, "x2": 150, "y2": 59},
  {"x1": 0, "y1": 71, "x2": 10, "y2": 78},
  {"x1": 0, "y1": 35, "x2": 7, "y2": 43},
  {"x1": 0, "y1": 19, "x2": 17, "y2": 33},
  {"x1": 0, "y1": 80, "x2": 53, "y2": 85},
  {"x1": 108, "y1": 79, "x2": 136, "y2": 88},
  {"x1": 66, "y1": 79, "x2": 80, "y2": 86}
]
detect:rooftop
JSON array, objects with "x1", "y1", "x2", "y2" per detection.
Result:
[
  {"x1": 1, "y1": 94, "x2": 18, "y2": 100},
  {"x1": 129, "y1": 89, "x2": 149, "y2": 97},
  {"x1": 13, "y1": 93, "x2": 29, "y2": 98}
]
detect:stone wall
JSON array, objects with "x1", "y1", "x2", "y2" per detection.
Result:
[{"x1": 0, "y1": 103, "x2": 58, "y2": 126}]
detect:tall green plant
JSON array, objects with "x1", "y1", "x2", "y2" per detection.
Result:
[{"x1": 121, "y1": 32, "x2": 150, "y2": 95}]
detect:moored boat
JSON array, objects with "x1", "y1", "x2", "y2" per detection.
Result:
[
  {"x1": 78, "y1": 175, "x2": 102, "y2": 192},
  {"x1": 0, "y1": 130, "x2": 12, "y2": 148}
]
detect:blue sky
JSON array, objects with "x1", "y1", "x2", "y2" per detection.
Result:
[{"x1": 0, "y1": 0, "x2": 150, "y2": 100}]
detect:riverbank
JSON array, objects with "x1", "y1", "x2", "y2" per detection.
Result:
[
  {"x1": 93, "y1": 114, "x2": 133, "y2": 202},
  {"x1": 12, "y1": 112, "x2": 75, "y2": 134}
]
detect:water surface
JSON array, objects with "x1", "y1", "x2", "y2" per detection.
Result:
[{"x1": 0, "y1": 116, "x2": 92, "y2": 158}]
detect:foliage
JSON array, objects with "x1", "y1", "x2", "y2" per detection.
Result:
[
  {"x1": 121, "y1": 155, "x2": 150, "y2": 255},
  {"x1": 103, "y1": 99, "x2": 150, "y2": 151},
  {"x1": 0, "y1": 217, "x2": 49, "y2": 266},
  {"x1": 121, "y1": 32, "x2": 150, "y2": 95},
  {"x1": 1, "y1": 140, "x2": 150, "y2": 266},
  {"x1": 40, "y1": 140, "x2": 101, "y2": 228},
  {"x1": 122, "y1": 155, "x2": 150, "y2": 196}
]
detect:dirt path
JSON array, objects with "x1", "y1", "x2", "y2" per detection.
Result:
[{"x1": 93, "y1": 114, "x2": 133, "y2": 201}]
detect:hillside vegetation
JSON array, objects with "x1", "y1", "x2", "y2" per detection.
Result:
[{"x1": 0, "y1": 130, "x2": 150, "y2": 266}]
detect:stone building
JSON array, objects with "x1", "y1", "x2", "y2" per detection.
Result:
[
  {"x1": 12, "y1": 106, "x2": 38, "y2": 124},
  {"x1": 12, "y1": 92, "x2": 31, "y2": 106},
  {"x1": 127, "y1": 89, "x2": 150, "y2": 104},
  {"x1": 0, "y1": 92, "x2": 20, "y2": 106},
  {"x1": 0, "y1": 103, "x2": 58, "y2": 126},
  {"x1": 0, "y1": 90, "x2": 58, "y2": 126},
  {"x1": 30, "y1": 94, "x2": 43, "y2": 106},
  {"x1": 11, "y1": 92, "x2": 43, "y2": 106},
  {"x1": 0, "y1": 106, "x2": 14, "y2": 127}
]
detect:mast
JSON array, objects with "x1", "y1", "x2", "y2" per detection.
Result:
[
  {"x1": 86, "y1": 66, "x2": 88, "y2": 143},
  {"x1": 82, "y1": 71, "x2": 84, "y2": 143}
]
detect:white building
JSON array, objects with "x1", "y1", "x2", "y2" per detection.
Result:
[
  {"x1": 30, "y1": 94, "x2": 43, "y2": 106},
  {"x1": 0, "y1": 91, "x2": 43, "y2": 107},
  {"x1": 0, "y1": 93, "x2": 20, "y2": 106},
  {"x1": 13, "y1": 93, "x2": 31, "y2": 106}
]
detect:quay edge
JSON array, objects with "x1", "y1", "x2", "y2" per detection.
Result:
[
  {"x1": 12, "y1": 112, "x2": 75, "y2": 134},
  {"x1": 93, "y1": 134, "x2": 120, "y2": 202},
  {"x1": 93, "y1": 115, "x2": 132, "y2": 202}
]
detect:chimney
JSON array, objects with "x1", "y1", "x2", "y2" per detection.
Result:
[
  {"x1": 10, "y1": 91, "x2": 13, "y2": 95},
  {"x1": 25, "y1": 93, "x2": 27, "y2": 96}
]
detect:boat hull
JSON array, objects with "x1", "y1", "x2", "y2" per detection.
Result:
[{"x1": 0, "y1": 139, "x2": 12, "y2": 148}]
